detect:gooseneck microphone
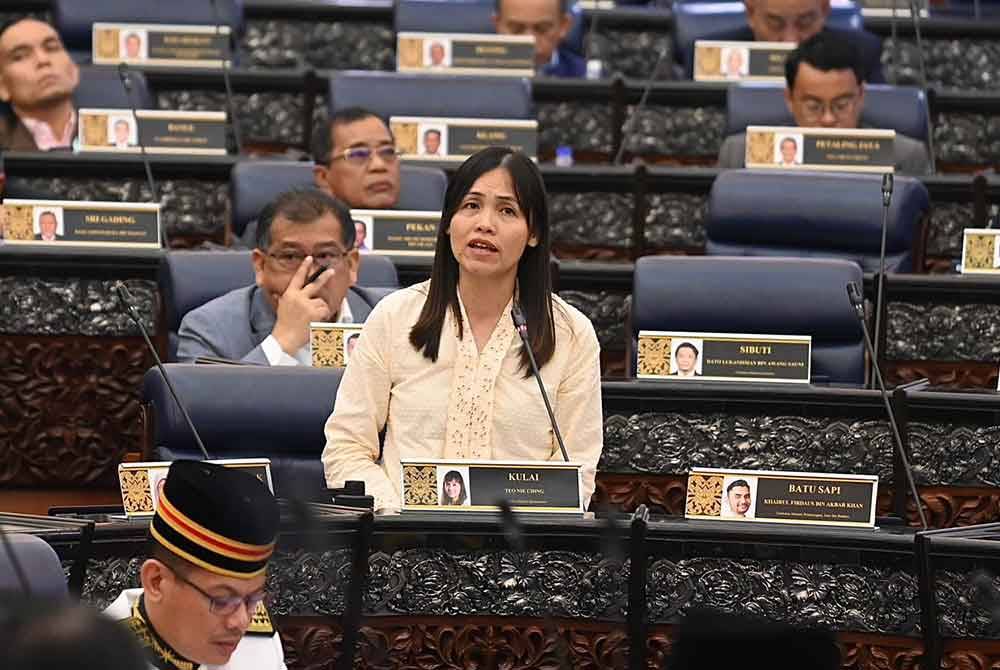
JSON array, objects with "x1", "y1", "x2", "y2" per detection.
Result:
[
  {"x1": 114, "y1": 282, "x2": 210, "y2": 461},
  {"x1": 117, "y1": 63, "x2": 160, "y2": 207},
  {"x1": 210, "y1": 0, "x2": 243, "y2": 154},
  {"x1": 846, "y1": 282, "x2": 928, "y2": 529},
  {"x1": 872, "y1": 172, "x2": 894, "y2": 384},
  {"x1": 511, "y1": 303, "x2": 570, "y2": 462},
  {"x1": 907, "y1": 0, "x2": 937, "y2": 174},
  {"x1": 611, "y1": 40, "x2": 672, "y2": 165}
]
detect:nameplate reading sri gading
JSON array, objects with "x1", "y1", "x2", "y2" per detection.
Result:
[
  {"x1": 119, "y1": 459, "x2": 274, "y2": 518},
  {"x1": 745, "y1": 126, "x2": 896, "y2": 173},
  {"x1": 79, "y1": 108, "x2": 228, "y2": 155},
  {"x1": 93, "y1": 23, "x2": 231, "y2": 68},
  {"x1": 396, "y1": 32, "x2": 535, "y2": 76},
  {"x1": 694, "y1": 40, "x2": 794, "y2": 82},
  {"x1": 390, "y1": 116, "x2": 538, "y2": 164},
  {"x1": 1, "y1": 199, "x2": 160, "y2": 249},
  {"x1": 349, "y1": 209, "x2": 439, "y2": 256}
]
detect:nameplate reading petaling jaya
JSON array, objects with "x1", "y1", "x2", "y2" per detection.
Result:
[
  {"x1": 350, "y1": 209, "x2": 439, "y2": 256},
  {"x1": 400, "y1": 459, "x2": 583, "y2": 514},
  {"x1": 390, "y1": 116, "x2": 538, "y2": 163},
  {"x1": 694, "y1": 40, "x2": 794, "y2": 82},
  {"x1": 93, "y1": 23, "x2": 231, "y2": 68},
  {"x1": 745, "y1": 125, "x2": 896, "y2": 173},
  {"x1": 1, "y1": 199, "x2": 160, "y2": 249},
  {"x1": 118, "y1": 459, "x2": 274, "y2": 518},
  {"x1": 960, "y1": 228, "x2": 1000, "y2": 275},
  {"x1": 310, "y1": 322, "x2": 364, "y2": 368},
  {"x1": 79, "y1": 108, "x2": 228, "y2": 155},
  {"x1": 637, "y1": 330, "x2": 811, "y2": 383},
  {"x1": 396, "y1": 32, "x2": 535, "y2": 76},
  {"x1": 685, "y1": 467, "x2": 878, "y2": 528}
]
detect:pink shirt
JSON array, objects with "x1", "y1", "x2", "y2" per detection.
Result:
[{"x1": 17, "y1": 108, "x2": 76, "y2": 151}]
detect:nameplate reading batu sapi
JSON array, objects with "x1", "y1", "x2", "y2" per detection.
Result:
[
  {"x1": 745, "y1": 125, "x2": 896, "y2": 173},
  {"x1": 637, "y1": 330, "x2": 811, "y2": 383},
  {"x1": 310, "y1": 322, "x2": 364, "y2": 368},
  {"x1": 350, "y1": 209, "x2": 439, "y2": 256},
  {"x1": 685, "y1": 467, "x2": 878, "y2": 528},
  {"x1": 1, "y1": 199, "x2": 160, "y2": 249},
  {"x1": 93, "y1": 23, "x2": 231, "y2": 68},
  {"x1": 400, "y1": 459, "x2": 584, "y2": 514},
  {"x1": 959, "y1": 228, "x2": 1000, "y2": 275},
  {"x1": 79, "y1": 109, "x2": 228, "y2": 155},
  {"x1": 694, "y1": 40, "x2": 794, "y2": 82},
  {"x1": 119, "y1": 459, "x2": 274, "y2": 518},
  {"x1": 390, "y1": 116, "x2": 538, "y2": 163},
  {"x1": 396, "y1": 32, "x2": 535, "y2": 76}
]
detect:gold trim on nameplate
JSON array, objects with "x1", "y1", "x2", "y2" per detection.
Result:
[
  {"x1": 746, "y1": 129, "x2": 776, "y2": 165},
  {"x1": 310, "y1": 322, "x2": 363, "y2": 368},
  {"x1": 685, "y1": 473, "x2": 724, "y2": 516},
  {"x1": 118, "y1": 459, "x2": 273, "y2": 517},
  {"x1": 694, "y1": 45, "x2": 721, "y2": 78},
  {"x1": 402, "y1": 465, "x2": 439, "y2": 506},
  {"x1": 119, "y1": 469, "x2": 153, "y2": 515},
  {"x1": 637, "y1": 334, "x2": 672, "y2": 377},
  {"x1": 961, "y1": 229, "x2": 999, "y2": 274},
  {"x1": 746, "y1": 125, "x2": 896, "y2": 173}
]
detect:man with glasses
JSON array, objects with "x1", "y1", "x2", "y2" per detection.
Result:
[
  {"x1": 718, "y1": 32, "x2": 930, "y2": 174},
  {"x1": 176, "y1": 188, "x2": 374, "y2": 365},
  {"x1": 105, "y1": 460, "x2": 284, "y2": 669}
]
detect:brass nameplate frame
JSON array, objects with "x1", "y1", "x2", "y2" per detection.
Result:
[
  {"x1": 685, "y1": 467, "x2": 878, "y2": 528},
  {"x1": 960, "y1": 228, "x2": 1000, "y2": 275},
  {"x1": 350, "y1": 209, "x2": 439, "y2": 256},
  {"x1": 390, "y1": 116, "x2": 538, "y2": 163},
  {"x1": 400, "y1": 458, "x2": 583, "y2": 514},
  {"x1": 310, "y1": 322, "x2": 364, "y2": 368},
  {"x1": 637, "y1": 330, "x2": 812, "y2": 383},
  {"x1": 746, "y1": 125, "x2": 896, "y2": 173},
  {"x1": 118, "y1": 459, "x2": 273, "y2": 518},
  {"x1": 79, "y1": 108, "x2": 228, "y2": 155},
  {"x1": 396, "y1": 32, "x2": 535, "y2": 76},
  {"x1": 93, "y1": 22, "x2": 231, "y2": 68},
  {"x1": 694, "y1": 40, "x2": 794, "y2": 82},
  {"x1": 1, "y1": 199, "x2": 161, "y2": 249}
]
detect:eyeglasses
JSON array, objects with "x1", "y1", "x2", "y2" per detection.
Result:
[
  {"x1": 799, "y1": 96, "x2": 859, "y2": 121},
  {"x1": 329, "y1": 145, "x2": 401, "y2": 166},
  {"x1": 163, "y1": 563, "x2": 267, "y2": 617},
  {"x1": 267, "y1": 249, "x2": 347, "y2": 272}
]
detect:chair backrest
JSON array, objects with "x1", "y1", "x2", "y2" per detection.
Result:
[
  {"x1": 396, "y1": 0, "x2": 496, "y2": 32},
  {"x1": 725, "y1": 83, "x2": 930, "y2": 143},
  {"x1": 0, "y1": 534, "x2": 68, "y2": 599},
  {"x1": 329, "y1": 70, "x2": 533, "y2": 120},
  {"x1": 706, "y1": 170, "x2": 930, "y2": 272},
  {"x1": 142, "y1": 364, "x2": 342, "y2": 498},
  {"x1": 229, "y1": 160, "x2": 447, "y2": 237},
  {"x1": 75, "y1": 66, "x2": 155, "y2": 110},
  {"x1": 631, "y1": 255, "x2": 865, "y2": 384}
]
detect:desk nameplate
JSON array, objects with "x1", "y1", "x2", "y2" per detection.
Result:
[
  {"x1": 350, "y1": 209, "x2": 439, "y2": 256},
  {"x1": 118, "y1": 459, "x2": 274, "y2": 518},
  {"x1": 694, "y1": 40, "x2": 794, "y2": 82},
  {"x1": 1, "y1": 199, "x2": 160, "y2": 249},
  {"x1": 746, "y1": 125, "x2": 896, "y2": 173},
  {"x1": 79, "y1": 108, "x2": 228, "y2": 155},
  {"x1": 960, "y1": 228, "x2": 1000, "y2": 275},
  {"x1": 93, "y1": 23, "x2": 231, "y2": 68},
  {"x1": 310, "y1": 322, "x2": 364, "y2": 368},
  {"x1": 390, "y1": 116, "x2": 538, "y2": 163},
  {"x1": 396, "y1": 32, "x2": 535, "y2": 76}
]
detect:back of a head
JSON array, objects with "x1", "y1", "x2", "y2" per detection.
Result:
[{"x1": 785, "y1": 31, "x2": 865, "y2": 89}]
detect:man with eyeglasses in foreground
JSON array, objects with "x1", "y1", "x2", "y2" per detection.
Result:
[
  {"x1": 717, "y1": 32, "x2": 930, "y2": 174},
  {"x1": 105, "y1": 460, "x2": 284, "y2": 669},
  {"x1": 176, "y1": 188, "x2": 373, "y2": 365}
]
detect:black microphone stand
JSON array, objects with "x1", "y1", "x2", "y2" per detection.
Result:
[
  {"x1": 611, "y1": 40, "x2": 672, "y2": 165},
  {"x1": 872, "y1": 173, "x2": 893, "y2": 388},
  {"x1": 210, "y1": 0, "x2": 243, "y2": 154},
  {"x1": 117, "y1": 63, "x2": 159, "y2": 207}
]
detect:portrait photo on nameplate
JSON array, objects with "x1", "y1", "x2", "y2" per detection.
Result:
[
  {"x1": 310, "y1": 322, "x2": 364, "y2": 368},
  {"x1": 350, "y1": 210, "x2": 439, "y2": 256},
  {"x1": 390, "y1": 116, "x2": 538, "y2": 163},
  {"x1": 694, "y1": 40, "x2": 794, "y2": 82},
  {"x1": 745, "y1": 126, "x2": 895, "y2": 173},
  {"x1": 0, "y1": 199, "x2": 160, "y2": 248},
  {"x1": 79, "y1": 109, "x2": 228, "y2": 155},
  {"x1": 400, "y1": 459, "x2": 583, "y2": 514},
  {"x1": 396, "y1": 32, "x2": 535, "y2": 75},
  {"x1": 93, "y1": 23, "x2": 231, "y2": 68},
  {"x1": 637, "y1": 330, "x2": 811, "y2": 383},
  {"x1": 118, "y1": 459, "x2": 274, "y2": 518},
  {"x1": 685, "y1": 467, "x2": 878, "y2": 528},
  {"x1": 960, "y1": 228, "x2": 1000, "y2": 275}
]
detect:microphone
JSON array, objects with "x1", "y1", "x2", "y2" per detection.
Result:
[
  {"x1": 907, "y1": 0, "x2": 937, "y2": 174},
  {"x1": 117, "y1": 63, "x2": 160, "y2": 214},
  {"x1": 511, "y1": 303, "x2": 570, "y2": 462},
  {"x1": 611, "y1": 41, "x2": 672, "y2": 165},
  {"x1": 210, "y1": 0, "x2": 243, "y2": 154},
  {"x1": 113, "y1": 281, "x2": 210, "y2": 461},
  {"x1": 872, "y1": 172, "x2": 893, "y2": 386},
  {"x1": 846, "y1": 282, "x2": 928, "y2": 529}
]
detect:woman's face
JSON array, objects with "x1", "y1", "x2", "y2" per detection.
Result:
[
  {"x1": 449, "y1": 168, "x2": 534, "y2": 284},
  {"x1": 444, "y1": 478, "x2": 462, "y2": 501}
]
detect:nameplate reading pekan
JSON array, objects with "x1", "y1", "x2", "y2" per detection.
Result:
[
  {"x1": 959, "y1": 228, "x2": 1000, "y2": 275},
  {"x1": 350, "y1": 209, "x2": 439, "y2": 256},
  {"x1": 93, "y1": 23, "x2": 231, "y2": 68},
  {"x1": 79, "y1": 109, "x2": 228, "y2": 155},
  {"x1": 1, "y1": 199, "x2": 160, "y2": 249},
  {"x1": 390, "y1": 116, "x2": 538, "y2": 164},
  {"x1": 685, "y1": 467, "x2": 878, "y2": 528},
  {"x1": 396, "y1": 32, "x2": 535, "y2": 76},
  {"x1": 400, "y1": 459, "x2": 584, "y2": 514},
  {"x1": 637, "y1": 330, "x2": 811, "y2": 383},
  {"x1": 745, "y1": 126, "x2": 896, "y2": 173},
  {"x1": 694, "y1": 40, "x2": 794, "y2": 82},
  {"x1": 118, "y1": 459, "x2": 274, "y2": 518},
  {"x1": 310, "y1": 322, "x2": 364, "y2": 368}
]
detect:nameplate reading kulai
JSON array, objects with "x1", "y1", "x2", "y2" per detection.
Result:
[
  {"x1": 119, "y1": 459, "x2": 273, "y2": 518},
  {"x1": 685, "y1": 467, "x2": 878, "y2": 528},
  {"x1": 79, "y1": 109, "x2": 228, "y2": 155},
  {"x1": 694, "y1": 40, "x2": 794, "y2": 82},
  {"x1": 400, "y1": 459, "x2": 583, "y2": 514},
  {"x1": 1, "y1": 199, "x2": 160, "y2": 249},
  {"x1": 960, "y1": 228, "x2": 1000, "y2": 275},
  {"x1": 637, "y1": 330, "x2": 811, "y2": 383},
  {"x1": 745, "y1": 126, "x2": 896, "y2": 173},
  {"x1": 396, "y1": 32, "x2": 535, "y2": 76},
  {"x1": 310, "y1": 322, "x2": 364, "y2": 368},
  {"x1": 390, "y1": 116, "x2": 538, "y2": 163},
  {"x1": 93, "y1": 23, "x2": 231, "y2": 68},
  {"x1": 350, "y1": 209, "x2": 439, "y2": 256}
]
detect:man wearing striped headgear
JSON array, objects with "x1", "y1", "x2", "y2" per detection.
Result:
[{"x1": 105, "y1": 460, "x2": 284, "y2": 670}]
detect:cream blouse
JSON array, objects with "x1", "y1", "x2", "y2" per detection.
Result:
[{"x1": 321, "y1": 280, "x2": 604, "y2": 512}]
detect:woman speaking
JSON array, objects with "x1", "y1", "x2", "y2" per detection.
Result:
[{"x1": 321, "y1": 147, "x2": 603, "y2": 512}]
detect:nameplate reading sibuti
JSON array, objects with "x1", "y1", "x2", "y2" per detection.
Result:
[
  {"x1": 79, "y1": 109, "x2": 228, "y2": 155},
  {"x1": 746, "y1": 125, "x2": 896, "y2": 173},
  {"x1": 93, "y1": 23, "x2": 231, "y2": 68},
  {"x1": 694, "y1": 40, "x2": 794, "y2": 82},
  {"x1": 310, "y1": 322, "x2": 364, "y2": 368},
  {"x1": 118, "y1": 459, "x2": 273, "y2": 518},
  {"x1": 389, "y1": 116, "x2": 538, "y2": 163},
  {"x1": 350, "y1": 209, "x2": 439, "y2": 256},
  {"x1": 396, "y1": 32, "x2": 535, "y2": 76},
  {"x1": 1, "y1": 199, "x2": 160, "y2": 249}
]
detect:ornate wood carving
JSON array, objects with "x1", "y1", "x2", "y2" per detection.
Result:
[
  {"x1": 594, "y1": 473, "x2": 688, "y2": 515},
  {"x1": 886, "y1": 361, "x2": 998, "y2": 391}
]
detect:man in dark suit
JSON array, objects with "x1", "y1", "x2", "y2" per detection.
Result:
[
  {"x1": 493, "y1": 0, "x2": 585, "y2": 78},
  {"x1": 0, "y1": 17, "x2": 80, "y2": 151},
  {"x1": 33, "y1": 210, "x2": 60, "y2": 241},
  {"x1": 177, "y1": 189, "x2": 375, "y2": 365}
]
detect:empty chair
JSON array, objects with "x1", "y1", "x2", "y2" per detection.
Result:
[{"x1": 0, "y1": 534, "x2": 68, "y2": 599}]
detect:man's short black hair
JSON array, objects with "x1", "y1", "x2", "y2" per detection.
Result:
[
  {"x1": 676, "y1": 342, "x2": 699, "y2": 357},
  {"x1": 352, "y1": 218, "x2": 367, "y2": 233},
  {"x1": 727, "y1": 479, "x2": 751, "y2": 494},
  {"x1": 312, "y1": 107, "x2": 390, "y2": 165},
  {"x1": 784, "y1": 31, "x2": 866, "y2": 90},
  {"x1": 255, "y1": 188, "x2": 355, "y2": 251},
  {"x1": 494, "y1": 0, "x2": 569, "y2": 16},
  {"x1": 424, "y1": 129, "x2": 441, "y2": 139}
]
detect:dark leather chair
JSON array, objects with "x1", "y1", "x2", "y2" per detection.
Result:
[
  {"x1": 0, "y1": 535, "x2": 68, "y2": 599},
  {"x1": 706, "y1": 170, "x2": 930, "y2": 272},
  {"x1": 630, "y1": 256, "x2": 865, "y2": 385},
  {"x1": 142, "y1": 364, "x2": 341, "y2": 499}
]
